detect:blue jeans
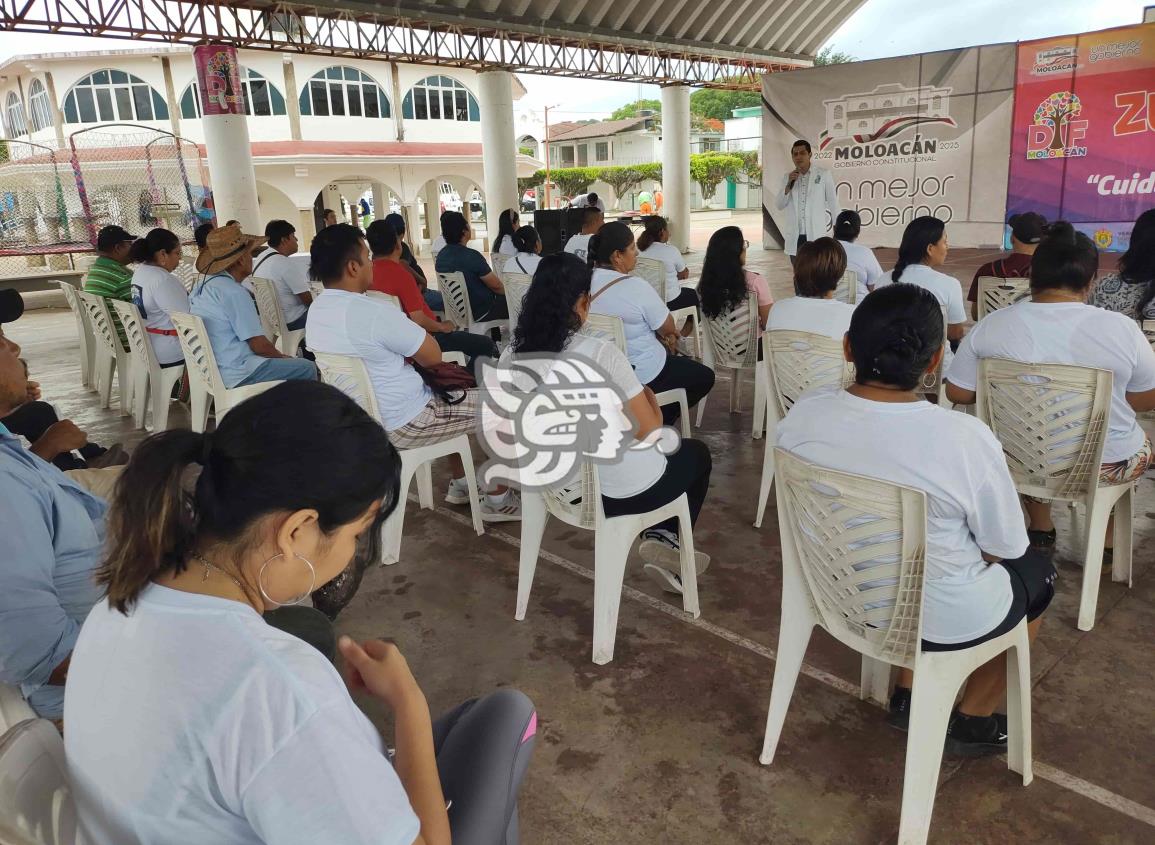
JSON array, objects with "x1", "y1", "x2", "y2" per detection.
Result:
[
  {"x1": 424, "y1": 289, "x2": 445, "y2": 313},
  {"x1": 235, "y1": 356, "x2": 317, "y2": 387}
]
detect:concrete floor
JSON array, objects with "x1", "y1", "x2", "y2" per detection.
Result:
[{"x1": 7, "y1": 218, "x2": 1154, "y2": 844}]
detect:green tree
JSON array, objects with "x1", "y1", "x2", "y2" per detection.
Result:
[
  {"x1": 610, "y1": 98, "x2": 662, "y2": 121},
  {"x1": 813, "y1": 46, "x2": 855, "y2": 66},
  {"x1": 597, "y1": 163, "x2": 662, "y2": 208},
  {"x1": 549, "y1": 167, "x2": 600, "y2": 199},
  {"x1": 689, "y1": 153, "x2": 743, "y2": 206},
  {"x1": 690, "y1": 88, "x2": 760, "y2": 122},
  {"x1": 732, "y1": 150, "x2": 761, "y2": 187}
]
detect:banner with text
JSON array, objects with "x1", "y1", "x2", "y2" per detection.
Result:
[
  {"x1": 762, "y1": 45, "x2": 1016, "y2": 249},
  {"x1": 1007, "y1": 23, "x2": 1155, "y2": 252},
  {"x1": 193, "y1": 45, "x2": 245, "y2": 117}
]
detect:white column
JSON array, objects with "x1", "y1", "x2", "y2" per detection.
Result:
[
  {"x1": 322, "y1": 184, "x2": 343, "y2": 222},
  {"x1": 371, "y1": 182, "x2": 387, "y2": 223},
  {"x1": 423, "y1": 180, "x2": 442, "y2": 247},
  {"x1": 197, "y1": 66, "x2": 260, "y2": 233},
  {"x1": 661, "y1": 84, "x2": 692, "y2": 254},
  {"x1": 478, "y1": 70, "x2": 519, "y2": 230}
]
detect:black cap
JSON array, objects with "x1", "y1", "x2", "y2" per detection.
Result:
[
  {"x1": 0, "y1": 289, "x2": 25, "y2": 324},
  {"x1": 1008, "y1": 212, "x2": 1047, "y2": 245},
  {"x1": 96, "y1": 225, "x2": 137, "y2": 252}
]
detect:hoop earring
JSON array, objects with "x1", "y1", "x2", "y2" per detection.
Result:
[{"x1": 258, "y1": 553, "x2": 317, "y2": 607}]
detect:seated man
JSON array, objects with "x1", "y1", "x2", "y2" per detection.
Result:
[
  {"x1": 563, "y1": 206, "x2": 604, "y2": 262},
  {"x1": 190, "y1": 224, "x2": 317, "y2": 388},
  {"x1": 433, "y1": 210, "x2": 508, "y2": 323},
  {"x1": 966, "y1": 212, "x2": 1044, "y2": 319},
  {"x1": 248, "y1": 219, "x2": 312, "y2": 331},
  {"x1": 85, "y1": 224, "x2": 137, "y2": 343}
]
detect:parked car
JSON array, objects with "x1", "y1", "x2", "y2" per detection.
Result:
[{"x1": 439, "y1": 181, "x2": 463, "y2": 214}]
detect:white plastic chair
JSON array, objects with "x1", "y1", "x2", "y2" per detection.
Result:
[
  {"x1": 490, "y1": 252, "x2": 510, "y2": 282},
  {"x1": 251, "y1": 277, "x2": 305, "y2": 357},
  {"x1": 109, "y1": 299, "x2": 186, "y2": 432},
  {"x1": 695, "y1": 292, "x2": 765, "y2": 436},
  {"x1": 0, "y1": 687, "x2": 34, "y2": 735},
  {"x1": 977, "y1": 276, "x2": 1030, "y2": 320},
  {"x1": 635, "y1": 255, "x2": 702, "y2": 357},
  {"x1": 76, "y1": 291, "x2": 133, "y2": 416},
  {"x1": 516, "y1": 439, "x2": 701, "y2": 665},
  {"x1": 169, "y1": 311, "x2": 283, "y2": 433},
  {"x1": 833, "y1": 269, "x2": 859, "y2": 305},
  {"x1": 501, "y1": 271, "x2": 533, "y2": 336},
  {"x1": 0, "y1": 719, "x2": 76, "y2": 845},
  {"x1": 762, "y1": 448, "x2": 1032, "y2": 845},
  {"x1": 753, "y1": 329, "x2": 855, "y2": 528},
  {"x1": 57, "y1": 282, "x2": 94, "y2": 391},
  {"x1": 365, "y1": 290, "x2": 402, "y2": 309},
  {"x1": 172, "y1": 261, "x2": 199, "y2": 293},
  {"x1": 976, "y1": 358, "x2": 1127, "y2": 631},
  {"x1": 437, "y1": 271, "x2": 508, "y2": 340},
  {"x1": 309, "y1": 281, "x2": 326, "y2": 300},
  {"x1": 312, "y1": 351, "x2": 484, "y2": 564},
  {"x1": 579, "y1": 313, "x2": 691, "y2": 438}
]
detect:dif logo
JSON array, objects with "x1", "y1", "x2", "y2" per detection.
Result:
[{"x1": 1026, "y1": 91, "x2": 1089, "y2": 159}]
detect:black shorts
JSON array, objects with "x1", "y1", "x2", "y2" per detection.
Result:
[
  {"x1": 922, "y1": 547, "x2": 1056, "y2": 653},
  {"x1": 666, "y1": 287, "x2": 699, "y2": 311}
]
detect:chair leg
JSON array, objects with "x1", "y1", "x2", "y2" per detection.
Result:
[
  {"x1": 591, "y1": 524, "x2": 632, "y2": 665},
  {"x1": 752, "y1": 365, "x2": 766, "y2": 440},
  {"x1": 131, "y1": 367, "x2": 150, "y2": 430},
  {"x1": 515, "y1": 492, "x2": 548, "y2": 621},
  {"x1": 728, "y1": 367, "x2": 741, "y2": 413},
  {"x1": 753, "y1": 438, "x2": 775, "y2": 529},
  {"x1": 416, "y1": 461, "x2": 434, "y2": 510},
  {"x1": 759, "y1": 609, "x2": 814, "y2": 765},
  {"x1": 96, "y1": 354, "x2": 114, "y2": 409},
  {"x1": 677, "y1": 393, "x2": 691, "y2": 438},
  {"x1": 859, "y1": 656, "x2": 893, "y2": 705},
  {"x1": 897, "y1": 662, "x2": 962, "y2": 845},
  {"x1": 152, "y1": 374, "x2": 172, "y2": 432},
  {"x1": 190, "y1": 386, "x2": 209, "y2": 434},
  {"x1": 1004, "y1": 628, "x2": 1033, "y2": 784},
  {"x1": 1077, "y1": 491, "x2": 1114, "y2": 631},
  {"x1": 460, "y1": 449, "x2": 484, "y2": 537},
  {"x1": 675, "y1": 501, "x2": 700, "y2": 618},
  {"x1": 382, "y1": 457, "x2": 420, "y2": 565},
  {"x1": 694, "y1": 393, "x2": 708, "y2": 428},
  {"x1": 1112, "y1": 486, "x2": 1133, "y2": 585}
]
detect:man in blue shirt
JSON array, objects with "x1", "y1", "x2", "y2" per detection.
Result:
[
  {"x1": 190, "y1": 224, "x2": 317, "y2": 388},
  {"x1": 433, "y1": 210, "x2": 508, "y2": 323},
  {"x1": 0, "y1": 289, "x2": 106, "y2": 720}
]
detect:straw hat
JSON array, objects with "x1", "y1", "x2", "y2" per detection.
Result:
[{"x1": 195, "y1": 223, "x2": 267, "y2": 274}]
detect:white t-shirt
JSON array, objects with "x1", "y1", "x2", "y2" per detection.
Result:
[
  {"x1": 777, "y1": 390, "x2": 1026, "y2": 644},
  {"x1": 65, "y1": 586, "x2": 420, "y2": 845},
  {"x1": 564, "y1": 233, "x2": 593, "y2": 263},
  {"x1": 498, "y1": 333, "x2": 666, "y2": 498},
  {"x1": 877, "y1": 263, "x2": 967, "y2": 325},
  {"x1": 248, "y1": 247, "x2": 312, "y2": 325},
  {"x1": 766, "y1": 296, "x2": 855, "y2": 341},
  {"x1": 639, "y1": 241, "x2": 688, "y2": 302},
  {"x1": 837, "y1": 239, "x2": 883, "y2": 301},
  {"x1": 509, "y1": 252, "x2": 541, "y2": 277},
  {"x1": 947, "y1": 300, "x2": 1155, "y2": 462},
  {"x1": 431, "y1": 235, "x2": 446, "y2": 257},
  {"x1": 131, "y1": 263, "x2": 190, "y2": 365},
  {"x1": 494, "y1": 236, "x2": 519, "y2": 257},
  {"x1": 589, "y1": 267, "x2": 670, "y2": 384},
  {"x1": 306, "y1": 289, "x2": 433, "y2": 431}
]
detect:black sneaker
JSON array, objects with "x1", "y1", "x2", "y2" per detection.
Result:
[
  {"x1": 1027, "y1": 528, "x2": 1057, "y2": 555},
  {"x1": 946, "y1": 711, "x2": 1008, "y2": 757},
  {"x1": 886, "y1": 687, "x2": 911, "y2": 732}
]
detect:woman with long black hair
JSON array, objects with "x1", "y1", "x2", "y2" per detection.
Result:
[
  {"x1": 492, "y1": 208, "x2": 521, "y2": 258},
  {"x1": 1089, "y1": 207, "x2": 1155, "y2": 320},
  {"x1": 637, "y1": 215, "x2": 695, "y2": 310},
  {"x1": 877, "y1": 216, "x2": 966, "y2": 344},
  {"x1": 698, "y1": 225, "x2": 773, "y2": 329}
]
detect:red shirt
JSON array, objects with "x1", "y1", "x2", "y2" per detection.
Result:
[
  {"x1": 967, "y1": 252, "x2": 1033, "y2": 302},
  {"x1": 371, "y1": 258, "x2": 433, "y2": 318}
]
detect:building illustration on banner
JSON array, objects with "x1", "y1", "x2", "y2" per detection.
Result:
[
  {"x1": 1031, "y1": 45, "x2": 1078, "y2": 76},
  {"x1": 820, "y1": 83, "x2": 954, "y2": 147}
]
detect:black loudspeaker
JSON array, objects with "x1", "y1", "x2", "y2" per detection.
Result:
[
  {"x1": 563, "y1": 208, "x2": 586, "y2": 248},
  {"x1": 533, "y1": 209, "x2": 564, "y2": 254}
]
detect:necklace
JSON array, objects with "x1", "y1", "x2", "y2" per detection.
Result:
[{"x1": 193, "y1": 554, "x2": 245, "y2": 592}]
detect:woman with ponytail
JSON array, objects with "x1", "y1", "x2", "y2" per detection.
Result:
[
  {"x1": 637, "y1": 215, "x2": 694, "y2": 309},
  {"x1": 833, "y1": 209, "x2": 882, "y2": 300},
  {"x1": 946, "y1": 221, "x2": 1155, "y2": 563},
  {"x1": 779, "y1": 283, "x2": 1054, "y2": 756},
  {"x1": 509, "y1": 225, "x2": 542, "y2": 276},
  {"x1": 65, "y1": 381, "x2": 537, "y2": 845},
  {"x1": 878, "y1": 216, "x2": 966, "y2": 343},
  {"x1": 492, "y1": 208, "x2": 521, "y2": 258},
  {"x1": 129, "y1": 227, "x2": 188, "y2": 367}
]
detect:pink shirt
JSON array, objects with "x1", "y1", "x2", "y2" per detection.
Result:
[{"x1": 745, "y1": 270, "x2": 774, "y2": 308}]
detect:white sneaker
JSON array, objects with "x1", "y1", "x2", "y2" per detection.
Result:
[
  {"x1": 445, "y1": 477, "x2": 472, "y2": 506},
  {"x1": 480, "y1": 489, "x2": 522, "y2": 523},
  {"x1": 638, "y1": 530, "x2": 710, "y2": 595}
]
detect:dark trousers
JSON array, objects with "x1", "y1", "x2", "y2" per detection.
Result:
[
  {"x1": 477, "y1": 294, "x2": 509, "y2": 321},
  {"x1": 436, "y1": 330, "x2": 499, "y2": 374},
  {"x1": 666, "y1": 287, "x2": 700, "y2": 311},
  {"x1": 646, "y1": 354, "x2": 716, "y2": 426},
  {"x1": 602, "y1": 438, "x2": 712, "y2": 536},
  {"x1": 1, "y1": 400, "x2": 103, "y2": 470}
]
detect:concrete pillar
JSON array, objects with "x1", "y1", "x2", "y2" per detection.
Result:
[
  {"x1": 196, "y1": 47, "x2": 261, "y2": 232},
  {"x1": 477, "y1": 70, "x2": 518, "y2": 233},
  {"x1": 322, "y1": 184, "x2": 343, "y2": 222},
  {"x1": 282, "y1": 57, "x2": 302, "y2": 142},
  {"x1": 423, "y1": 180, "x2": 441, "y2": 243},
  {"x1": 42, "y1": 71, "x2": 66, "y2": 149},
  {"x1": 401, "y1": 201, "x2": 420, "y2": 250},
  {"x1": 371, "y1": 182, "x2": 387, "y2": 225},
  {"x1": 297, "y1": 208, "x2": 317, "y2": 249},
  {"x1": 661, "y1": 84, "x2": 692, "y2": 254},
  {"x1": 161, "y1": 57, "x2": 181, "y2": 137}
]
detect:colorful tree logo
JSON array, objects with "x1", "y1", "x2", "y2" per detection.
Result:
[{"x1": 1033, "y1": 92, "x2": 1083, "y2": 150}]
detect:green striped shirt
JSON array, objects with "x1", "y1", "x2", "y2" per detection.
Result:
[{"x1": 84, "y1": 256, "x2": 133, "y2": 345}]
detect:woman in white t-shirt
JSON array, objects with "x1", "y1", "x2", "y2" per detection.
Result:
[
  {"x1": 588, "y1": 222, "x2": 715, "y2": 427},
  {"x1": 505, "y1": 252, "x2": 712, "y2": 593},
  {"x1": 508, "y1": 225, "x2": 542, "y2": 276},
  {"x1": 946, "y1": 222, "x2": 1155, "y2": 563},
  {"x1": 65, "y1": 381, "x2": 536, "y2": 845},
  {"x1": 767, "y1": 237, "x2": 855, "y2": 340},
  {"x1": 638, "y1": 215, "x2": 696, "y2": 310},
  {"x1": 777, "y1": 283, "x2": 1054, "y2": 756},
  {"x1": 876, "y1": 216, "x2": 967, "y2": 344},
  {"x1": 491, "y1": 208, "x2": 521, "y2": 258},
  {"x1": 129, "y1": 228, "x2": 189, "y2": 367},
  {"x1": 834, "y1": 209, "x2": 883, "y2": 301}
]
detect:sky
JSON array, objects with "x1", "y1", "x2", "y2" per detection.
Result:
[{"x1": 0, "y1": 0, "x2": 1150, "y2": 124}]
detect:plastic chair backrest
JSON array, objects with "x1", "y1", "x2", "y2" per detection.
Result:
[
  {"x1": 634, "y1": 256, "x2": 666, "y2": 300},
  {"x1": 171, "y1": 262, "x2": 199, "y2": 292},
  {"x1": 365, "y1": 291, "x2": 401, "y2": 309},
  {"x1": 1141, "y1": 320, "x2": 1155, "y2": 346},
  {"x1": 579, "y1": 313, "x2": 628, "y2": 355},
  {"x1": 763, "y1": 329, "x2": 854, "y2": 418},
  {"x1": 0, "y1": 687, "x2": 33, "y2": 735},
  {"x1": 502, "y1": 272, "x2": 533, "y2": 333},
  {"x1": 312, "y1": 351, "x2": 382, "y2": 422},
  {"x1": 76, "y1": 292, "x2": 124, "y2": 354},
  {"x1": 490, "y1": 253, "x2": 509, "y2": 281},
  {"x1": 975, "y1": 357, "x2": 1113, "y2": 500},
  {"x1": 704, "y1": 291, "x2": 760, "y2": 369},
  {"x1": 774, "y1": 447, "x2": 928, "y2": 666},
  {"x1": 437, "y1": 271, "x2": 473, "y2": 328},
  {"x1": 169, "y1": 311, "x2": 226, "y2": 396},
  {"x1": 250, "y1": 277, "x2": 284, "y2": 341},
  {"x1": 57, "y1": 281, "x2": 78, "y2": 313},
  {"x1": 309, "y1": 281, "x2": 325, "y2": 300},
  {"x1": 0, "y1": 720, "x2": 77, "y2": 845},
  {"x1": 108, "y1": 299, "x2": 160, "y2": 372},
  {"x1": 833, "y1": 269, "x2": 858, "y2": 305},
  {"x1": 977, "y1": 276, "x2": 1029, "y2": 320}
]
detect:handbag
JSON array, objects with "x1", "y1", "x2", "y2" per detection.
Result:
[{"x1": 411, "y1": 360, "x2": 476, "y2": 405}]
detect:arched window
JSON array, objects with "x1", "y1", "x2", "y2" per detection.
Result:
[
  {"x1": 179, "y1": 67, "x2": 288, "y2": 119},
  {"x1": 402, "y1": 76, "x2": 480, "y2": 122},
  {"x1": 28, "y1": 80, "x2": 53, "y2": 132},
  {"x1": 833, "y1": 105, "x2": 843, "y2": 120},
  {"x1": 62, "y1": 70, "x2": 169, "y2": 124},
  {"x1": 5, "y1": 92, "x2": 27, "y2": 136},
  {"x1": 298, "y1": 66, "x2": 390, "y2": 118}
]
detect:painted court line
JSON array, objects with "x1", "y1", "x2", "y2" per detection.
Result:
[{"x1": 424, "y1": 501, "x2": 1155, "y2": 829}]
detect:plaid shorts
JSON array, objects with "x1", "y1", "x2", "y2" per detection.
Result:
[
  {"x1": 1025, "y1": 437, "x2": 1153, "y2": 504},
  {"x1": 388, "y1": 389, "x2": 480, "y2": 450}
]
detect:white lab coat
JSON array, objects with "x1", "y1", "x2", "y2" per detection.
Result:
[{"x1": 774, "y1": 166, "x2": 840, "y2": 256}]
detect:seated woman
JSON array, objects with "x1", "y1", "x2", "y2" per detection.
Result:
[
  {"x1": 778, "y1": 283, "x2": 1055, "y2": 756},
  {"x1": 834, "y1": 209, "x2": 883, "y2": 302},
  {"x1": 65, "y1": 381, "x2": 536, "y2": 845},
  {"x1": 492, "y1": 208, "x2": 521, "y2": 258},
  {"x1": 130, "y1": 227, "x2": 189, "y2": 370},
  {"x1": 434, "y1": 211, "x2": 507, "y2": 323},
  {"x1": 947, "y1": 222, "x2": 1155, "y2": 562},
  {"x1": 507, "y1": 226, "x2": 542, "y2": 277},
  {"x1": 383, "y1": 211, "x2": 428, "y2": 289},
  {"x1": 588, "y1": 222, "x2": 715, "y2": 427},
  {"x1": 876, "y1": 216, "x2": 967, "y2": 345},
  {"x1": 638, "y1": 215, "x2": 697, "y2": 315},
  {"x1": 766, "y1": 237, "x2": 855, "y2": 340},
  {"x1": 1088, "y1": 208, "x2": 1155, "y2": 321},
  {"x1": 505, "y1": 253, "x2": 712, "y2": 593},
  {"x1": 699, "y1": 225, "x2": 773, "y2": 332}
]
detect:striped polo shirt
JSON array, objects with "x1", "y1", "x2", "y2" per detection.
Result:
[{"x1": 84, "y1": 256, "x2": 133, "y2": 344}]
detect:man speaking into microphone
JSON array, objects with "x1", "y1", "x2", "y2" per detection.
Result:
[{"x1": 774, "y1": 139, "x2": 841, "y2": 268}]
